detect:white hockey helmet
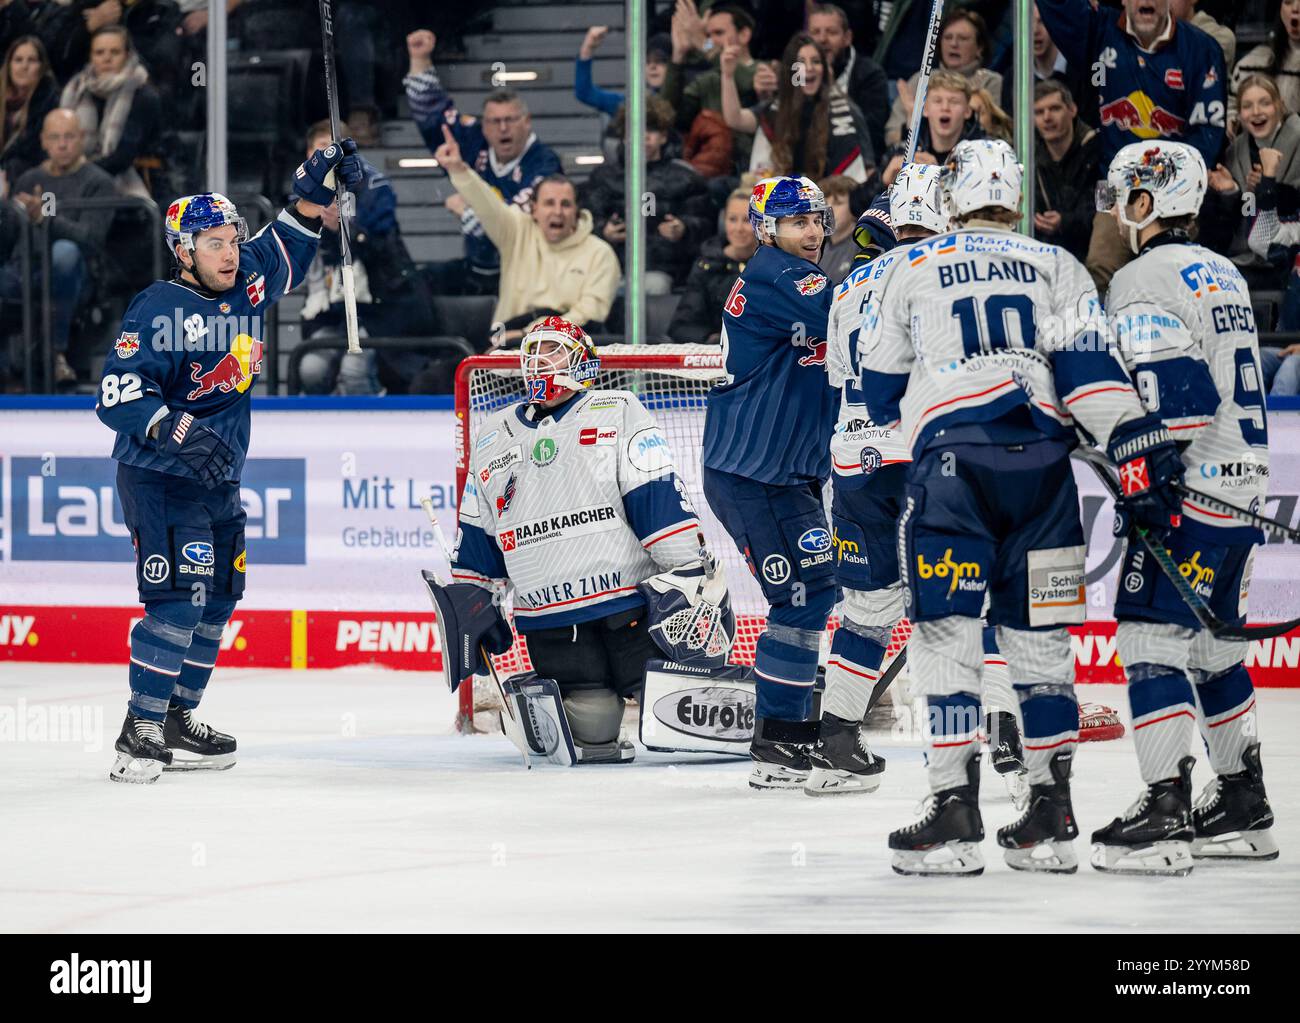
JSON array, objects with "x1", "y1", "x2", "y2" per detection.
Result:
[
  {"x1": 889, "y1": 163, "x2": 951, "y2": 236},
  {"x1": 940, "y1": 138, "x2": 1023, "y2": 218},
  {"x1": 1097, "y1": 141, "x2": 1207, "y2": 253}
]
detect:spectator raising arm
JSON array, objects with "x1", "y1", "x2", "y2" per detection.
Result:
[
  {"x1": 436, "y1": 126, "x2": 521, "y2": 255},
  {"x1": 719, "y1": 45, "x2": 756, "y2": 134},
  {"x1": 575, "y1": 26, "x2": 624, "y2": 116}
]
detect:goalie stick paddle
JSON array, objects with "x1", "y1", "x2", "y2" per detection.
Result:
[
  {"x1": 317, "y1": 0, "x2": 361, "y2": 355},
  {"x1": 1073, "y1": 446, "x2": 1300, "y2": 641}
]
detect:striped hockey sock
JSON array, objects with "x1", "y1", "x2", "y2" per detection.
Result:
[
  {"x1": 754, "y1": 625, "x2": 820, "y2": 721},
  {"x1": 926, "y1": 692, "x2": 982, "y2": 792},
  {"x1": 1129, "y1": 671, "x2": 1197, "y2": 784},
  {"x1": 1195, "y1": 664, "x2": 1257, "y2": 776},
  {"x1": 823, "y1": 622, "x2": 889, "y2": 722},
  {"x1": 128, "y1": 614, "x2": 195, "y2": 722},
  {"x1": 1018, "y1": 689, "x2": 1079, "y2": 786},
  {"x1": 171, "y1": 618, "x2": 226, "y2": 710}
]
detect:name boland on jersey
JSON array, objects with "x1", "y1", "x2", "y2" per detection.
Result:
[
  {"x1": 856, "y1": 226, "x2": 1148, "y2": 456},
  {"x1": 1106, "y1": 240, "x2": 1270, "y2": 526},
  {"x1": 96, "y1": 208, "x2": 320, "y2": 482},
  {"x1": 826, "y1": 249, "x2": 913, "y2": 488},
  {"x1": 452, "y1": 389, "x2": 704, "y2": 632},
  {"x1": 701, "y1": 244, "x2": 839, "y2": 485}
]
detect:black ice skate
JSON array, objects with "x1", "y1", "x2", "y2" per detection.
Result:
[
  {"x1": 997, "y1": 749, "x2": 1078, "y2": 873},
  {"x1": 163, "y1": 704, "x2": 237, "y2": 771},
  {"x1": 804, "y1": 713, "x2": 886, "y2": 796},
  {"x1": 749, "y1": 717, "x2": 816, "y2": 790},
  {"x1": 109, "y1": 713, "x2": 173, "y2": 784},
  {"x1": 987, "y1": 711, "x2": 1029, "y2": 808},
  {"x1": 1192, "y1": 743, "x2": 1278, "y2": 861},
  {"x1": 889, "y1": 755, "x2": 984, "y2": 876},
  {"x1": 1090, "y1": 756, "x2": 1194, "y2": 876}
]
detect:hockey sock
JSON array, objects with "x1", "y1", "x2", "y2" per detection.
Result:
[
  {"x1": 171, "y1": 601, "x2": 236, "y2": 710},
  {"x1": 1128, "y1": 667, "x2": 1197, "y2": 784},
  {"x1": 754, "y1": 624, "x2": 820, "y2": 721},
  {"x1": 1017, "y1": 686, "x2": 1079, "y2": 785},
  {"x1": 925, "y1": 692, "x2": 982, "y2": 792},
  {"x1": 823, "y1": 619, "x2": 890, "y2": 721},
  {"x1": 979, "y1": 625, "x2": 1017, "y2": 719},
  {"x1": 128, "y1": 603, "x2": 200, "y2": 722},
  {"x1": 1194, "y1": 663, "x2": 1257, "y2": 776}
]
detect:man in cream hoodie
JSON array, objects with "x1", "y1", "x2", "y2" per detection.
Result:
[{"x1": 435, "y1": 125, "x2": 620, "y2": 345}]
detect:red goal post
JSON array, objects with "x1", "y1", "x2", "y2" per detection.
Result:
[{"x1": 451, "y1": 344, "x2": 911, "y2": 732}]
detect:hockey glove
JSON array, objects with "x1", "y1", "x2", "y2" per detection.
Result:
[
  {"x1": 1106, "y1": 414, "x2": 1184, "y2": 538},
  {"x1": 154, "y1": 411, "x2": 237, "y2": 488},
  {"x1": 293, "y1": 137, "x2": 364, "y2": 206}
]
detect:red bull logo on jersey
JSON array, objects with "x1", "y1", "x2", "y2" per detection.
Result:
[
  {"x1": 113, "y1": 332, "x2": 140, "y2": 358},
  {"x1": 185, "y1": 333, "x2": 265, "y2": 400},
  {"x1": 1098, "y1": 91, "x2": 1186, "y2": 139},
  {"x1": 794, "y1": 272, "x2": 827, "y2": 296},
  {"x1": 796, "y1": 338, "x2": 828, "y2": 366}
]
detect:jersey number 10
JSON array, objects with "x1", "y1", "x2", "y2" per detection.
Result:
[{"x1": 951, "y1": 294, "x2": 1036, "y2": 357}]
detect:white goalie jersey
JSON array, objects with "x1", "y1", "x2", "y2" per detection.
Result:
[
  {"x1": 452, "y1": 389, "x2": 704, "y2": 632},
  {"x1": 855, "y1": 226, "x2": 1148, "y2": 455},
  {"x1": 826, "y1": 250, "x2": 913, "y2": 480},
  {"x1": 1106, "y1": 241, "x2": 1270, "y2": 525}
]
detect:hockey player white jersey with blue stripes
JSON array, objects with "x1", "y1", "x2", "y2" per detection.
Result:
[
  {"x1": 855, "y1": 226, "x2": 1148, "y2": 455},
  {"x1": 1106, "y1": 238, "x2": 1269, "y2": 527}
]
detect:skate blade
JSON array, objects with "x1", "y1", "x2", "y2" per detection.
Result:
[
  {"x1": 1191, "y1": 829, "x2": 1279, "y2": 861},
  {"x1": 109, "y1": 752, "x2": 164, "y2": 784},
  {"x1": 1001, "y1": 771, "x2": 1029, "y2": 810},
  {"x1": 163, "y1": 752, "x2": 236, "y2": 772},
  {"x1": 804, "y1": 767, "x2": 882, "y2": 796},
  {"x1": 1090, "y1": 840, "x2": 1194, "y2": 876},
  {"x1": 891, "y1": 841, "x2": 984, "y2": 876},
  {"x1": 1003, "y1": 840, "x2": 1078, "y2": 873},
  {"x1": 749, "y1": 764, "x2": 809, "y2": 790}
]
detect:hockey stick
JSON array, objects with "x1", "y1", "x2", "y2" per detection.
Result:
[
  {"x1": 419, "y1": 499, "x2": 530, "y2": 768},
  {"x1": 864, "y1": 645, "x2": 907, "y2": 716},
  {"x1": 1073, "y1": 446, "x2": 1300, "y2": 641},
  {"x1": 317, "y1": 0, "x2": 362, "y2": 355},
  {"x1": 902, "y1": 0, "x2": 945, "y2": 164},
  {"x1": 1172, "y1": 482, "x2": 1300, "y2": 542}
]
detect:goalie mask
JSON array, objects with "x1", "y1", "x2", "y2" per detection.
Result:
[
  {"x1": 637, "y1": 558, "x2": 735, "y2": 669},
  {"x1": 1096, "y1": 141, "x2": 1207, "y2": 254},
  {"x1": 520, "y1": 316, "x2": 601, "y2": 404}
]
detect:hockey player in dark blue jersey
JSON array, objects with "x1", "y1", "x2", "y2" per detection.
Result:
[
  {"x1": 701, "y1": 176, "x2": 839, "y2": 789},
  {"x1": 97, "y1": 141, "x2": 363, "y2": 784}
]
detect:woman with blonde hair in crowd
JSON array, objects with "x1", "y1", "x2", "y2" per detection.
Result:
[
  {"x1": 0, "y1": 35, "x2": 59, "y2": 186},
  {"x1": 1204, "y1": 74, "x2": 1300, "y2": 281},
  {"x1": 60, "y1": 25, "x2": 161, "y2": 200},
  {"x1": 1232, "y1": 0, "x2": 1300, "y2": 124}
]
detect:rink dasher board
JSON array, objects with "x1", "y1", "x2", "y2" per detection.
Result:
[{"x1": 0, "y1": 402, "x2": 1297, "y2": 681}]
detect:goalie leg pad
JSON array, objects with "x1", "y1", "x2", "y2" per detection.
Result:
[
  {"x1": 563, "y1": 687, "x2": 624, "y2": 746},
  {"x1": 639, "y1": 660, "x2": 756, "y2": 755}
]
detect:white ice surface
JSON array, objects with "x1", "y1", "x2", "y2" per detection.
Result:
[{"x1": 2, "y1": 664, "x2": 1297, "y2": 933}]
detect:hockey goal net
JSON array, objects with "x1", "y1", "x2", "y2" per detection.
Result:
[{"x1": 452, "y1": 344, "x2": 911, "y2": 731}]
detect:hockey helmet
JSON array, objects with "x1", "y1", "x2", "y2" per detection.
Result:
[
  {"x1": 637, "y1": 557, "x2": 735, "y2": 670},
  {"x1": 940, "y1": 138, "x2": 1023, "y2": 218},
  {"x1": 1097, "y1": 142, "x2": 1207, "y2": 253},
  {"x1": 889, "y1": 162, "x2": 951, "y2": 236},
  {"x1": 165, "y1": 193, "x2": 248, "y2": 264},
  {"x1": 748, "y1": 175, "x2": 834, "y2": 244},
  {"x1": 520, "y1": 316, "x2": 601, "y2": 404}
]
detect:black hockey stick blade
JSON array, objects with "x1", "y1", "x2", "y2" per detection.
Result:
[
  {"x1": 865, "y1": 645, "x2": 908, "y2": 715},
  {"x1": 1073, "y1": 450, "x2": 1300, "y2": 641},
  {"x1": 1173, "y1": 483, "x2": 1300, "y2": 542}
]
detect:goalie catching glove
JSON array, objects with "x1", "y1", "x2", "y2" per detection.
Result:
[
  {"x1": 423, "y1": 575, "x2": 514, "y2": 690},
  {"x1": 637, "y1": 556, "x2": 735, "y2": 669}
]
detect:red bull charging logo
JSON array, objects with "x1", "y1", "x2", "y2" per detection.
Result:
[
  {"x1": 1098, "y1": 91, "x2": 1186, "y2": 139},
  {"x1": 186, "y1": 333, "x2": 265, "y2": 400}
]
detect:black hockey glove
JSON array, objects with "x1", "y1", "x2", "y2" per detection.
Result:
[
  {"x1": 1106, "y1": 414, "x2": 1185, "y2": 539},
  {"x1": 154, "y1": 411, "x2": 237, "y2": 488},
  {"x1": 293, "y1": 137, "x2": 363, "y2": 206}
]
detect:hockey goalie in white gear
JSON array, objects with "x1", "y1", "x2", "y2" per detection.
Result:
[{"x1": 445, "y1": 316, "x2": 737, "y2": 764}]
